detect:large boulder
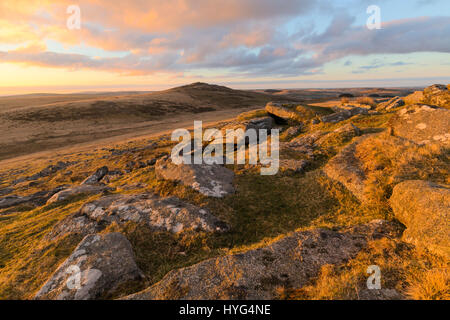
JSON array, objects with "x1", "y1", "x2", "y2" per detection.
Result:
[
  {"x1": 35, "y1": 233, "x2": 143, "y2": 300},
  {"x1": 389, "y1": 104, "x2": 450, "y2": 146},
  {"x1": 47, "y1": 193, "x2": 229, "y2": 240},
  {"x1": 390, "y1": 180, "x2": 450, "y2": 258},
  {"x1": 124, "y1": 220, "x2": 400, "y2": 300},
  {"x1": 46, "y1": 185, "x2": 111, "y2": 204},
  {"x1": 155, "y1": 156, "x2": 235, "y2": 198}
]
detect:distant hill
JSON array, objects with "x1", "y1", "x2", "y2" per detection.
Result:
[{"x1": 0, "y1": 82, "x2": 294, "y2": 160}]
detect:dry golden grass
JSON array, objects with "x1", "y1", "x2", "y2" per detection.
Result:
[
  {"x1": 356, "y1": 132, "x2": 450, "y2": 212},
  {"x1": 356, "y1": 96, "x2": 377, "y2": 108},
  {"x1": 279, "y1": 238, "x2": 448, "y2": 300},
  {"x1": 0, "y1": 104, "x2": 448, "y2": 300},
  {"x1": 341, "y1": 97, "x2": 350, "y2": 104}
]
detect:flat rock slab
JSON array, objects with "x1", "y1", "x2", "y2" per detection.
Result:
[
  {"x1": 390, "y1": 105, "x2": 450, "y2": 146},
  {"x1": 265, "y1": 102, "x2": 302, "y2": 123},
  {"x1": 47, "y1": 193, "x2": 229, "y2": 240},
  {"x1": 0, "y1": 186, "x2": 68, "y2": 209},
  {"x1": 124, "y1": 220, "x2": 399, "y2": 300},
  {"x1": 390, "y1": 180, "x2": 450, "y2": 258},
  {"x1": 155, "y1": 156, "x2": 235, "y2": 198},
  {"x1": 46, "y1": 185, "x2": 111, "y2": 204},
  {"x1": 323, "y1": 135, "x2": 373, "y2": 202},
  {"x1": 35, "y1": 232, "x2": 143, "y2": 300}
]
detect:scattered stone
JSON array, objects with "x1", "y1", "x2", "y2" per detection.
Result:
[
  {"x1": 81, "y1": 166, "x2": 108, "y2": 185},
  {"x1": 0, "y1": 188, "x2": 13, "y2": 197},
  {"x1": 12, "y1": 161, "x2": 75, "y2": 185},
  {"x1": 124, "y1": 220, "x2": 400, "y2": 300},
  {"x1": 283, "y1": 126, "x2": 303, "y2": 139},
  {"x1": 35, "y1": 233, "x2": 143, "y2": 300},
  {"x1": 155, "y1": 156, "x2": 235, "y2": 198},
  {"x1": 245, "y1": 117, "x2": 274, "y2": 131},
  {"x1": 0, "y1": 186, "x2": 68, "y2": 209},
  {"x1": 390, "y1": 180, "x2": 450, "y2": 258},
  {"x1": 389, "y1": 104, "x2": 450, "y2": 146},
  {"x1": 330, "y1": 123, "x2": 361, "y2": 136},
  {"x1": 376, "y1": 96, "x2": 405, "y2": 111},
  {"x1": 100, "y1": 170, "x2": 123, "y2": 184},
  {"x1": 358, "y1": 288, "x2": 404, "y2": 300},
  {"x1": 279, "y1": 159, "x2": 309, "y2": 173},
  {"x1": 320, "y1": 110, "x2": 352, "y2": 123},
  {"x1": 47, "y1": 193, "x2": 229, "y2": 240},
  {"x1": 46, "y1": 185, "x2": 111, "y2": 205}
]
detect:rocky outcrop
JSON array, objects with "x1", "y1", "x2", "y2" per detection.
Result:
[
  {"x1": 404, "y1": 91, "x2": 424, "y2": 105},
  {"x1": 376, "y1": 96, "x2": 405, "y2": 111},
  {"x1": 323, "y1": 135, "x2": 372, "y2": 202},
  {"x1": 35, "y1": 233, "x2": 143, "y2": 300},
  {"x1": 47, "y1": 193, "x2": 228, "y2": 240},
  {"x1": 265, "y1": 102, "x2": 302, "y2": 123},
  {"x1": 124, "y1": 220, "x2": 400, "y2": 300},
  {"x1": 404, "y1": 84, "x2": 449, "y2": 109},
  {"x1": 155, "y1": 156, "x2": 235, "y2": 198},
  {"x1": 81, "y1": 166, "x2": 109, "y2": 185},
  {"x1": 46, "y1": 185, "x2": 111, "y2": 204},
  {"x1": 422, "y1": 84, "x2": 450, "y2": 109},
  {"x1": 423, "y1": 84, "x2": 448, "y2": 96},
  {"x1": 390, "y1": 104, "x2": 450, "y2": 146},
  {"x1": 390, "y1": 180, "x2": 450, "y2": 258}
]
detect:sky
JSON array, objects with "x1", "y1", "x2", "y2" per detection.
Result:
[{"x1": 0, "y1": 0, "x2": 449, "y2": 95}]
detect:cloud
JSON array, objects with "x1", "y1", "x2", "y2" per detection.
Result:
[{"x1": 0, "y1": 0, "x2": 449, "y2": 78}]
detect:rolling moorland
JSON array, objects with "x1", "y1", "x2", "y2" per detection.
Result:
[{"x1": 0, "y1": 83, "x2": 448, "y2": 300}]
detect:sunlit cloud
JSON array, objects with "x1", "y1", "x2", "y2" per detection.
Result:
[{"x1": 0, "y1": 0, "x2": 449, "y2": 92}]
